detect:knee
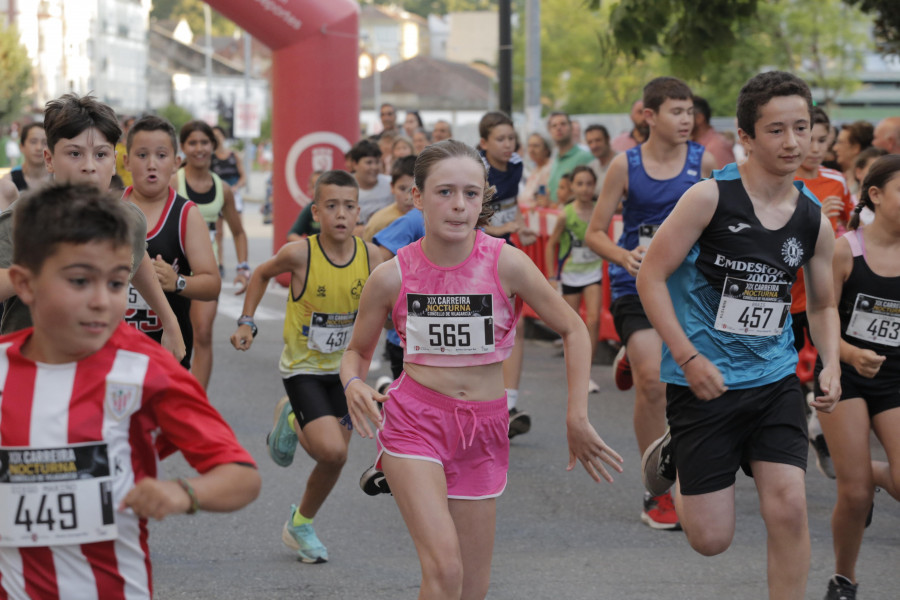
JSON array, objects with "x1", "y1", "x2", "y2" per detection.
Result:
[
  {"x1": 312, "y1": 444, "x2": 347, "y2": 468},
  {"x1": 421, "y1": 554, "x2": 464, "y2": 596},
  {"x1": 634, "y1": 369, "x2": 664, "y2": 400},
  {"x1": 684, "y1": 526, "x2": 732, "y2": 556},
  {"x1": 194, "y1": 324, "x2": 213, "y2": 344},
  {"x1": 836, "y1": 483, "x2": 874, "y2": 513},
  {"x1": 763, "y1": 491, "x2": 807, "y2": 535}
]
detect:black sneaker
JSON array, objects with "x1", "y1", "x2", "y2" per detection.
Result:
[
  {"x1": 359, "y1": 465, "x2": 391, "y2": 496},
  {"x1": 825, "y1": 575, "x2": 857, "y2": 600},
  {"x1": 508, "y1": 408, "x2": 531, "y2": 439},
  {"x1": 641, "y1": 430, "x2": 675, "y2": 497}
]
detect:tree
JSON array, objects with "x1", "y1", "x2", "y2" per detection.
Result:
[
  {"x1": 0, "y1": 23, "x2": 33, "y2": 125},
  {"x1": 156, "y1": 103, "x2": 194, "y2": 136},
  {"x1": 844, "y1": 0, "x2": 900, "y2": 55},
  {"x1": 370, "y1": 0, "x2": 497, "y2": 18}
]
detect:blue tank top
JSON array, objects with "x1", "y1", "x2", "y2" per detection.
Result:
[
  {"x1": 661, "y1": 164, "x2": 822, "y2": 388},
  {"x1": 610, "y1": 140, "x2": 705, "y2": 299}
]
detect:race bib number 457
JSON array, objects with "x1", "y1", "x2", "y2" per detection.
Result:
[
  {"x1": 714, "y1": 277, "x2": 790, "y2": 337},
  {"x1": 0, "y1": 443, "x2": 117, "y2": 547},
  {"x1": 406, "y1": 294, "x2": 495, "y2": 355}
]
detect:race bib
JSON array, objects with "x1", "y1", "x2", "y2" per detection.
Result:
[
  {"x1": 406, "y1": 293, "x2": 495, "y2": 355},
  {"x1": 307, "y1": 312, "x2": 356, "y2": 353},
  {"x1": 0, "y1": 443, "x2": 117, "y2": 547},
  {"x1": 714, "y1": 277, "x2": 790, "y2": 337},
  {"x1": 570, "y1": 240, "x2": 600, "y2": 264},
  {"x1": 638, "y1": 223, "x2": 660, "y2": 249},
  {"x1": 126, "y1": 285, "x2": 150, "y2": 311},
  {"x1": 489, "y1": 197, "x2": 518, "y2": 227},
  {"x1": 846, "y1": 293, "x2": 900, "y2": 347}
]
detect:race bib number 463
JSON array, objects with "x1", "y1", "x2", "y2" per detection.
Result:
[
  {"x1": 846, "y1": 293, "x2": 900, "y2": 347},
  {"x1": 0, "y1": 443, "x2": 116, "y2": 547},
  {"x1": 714, "y1": 277, "x2": 790, "y2": 337},
  {"x1": 406, "y1": 294, "x2": 495, "y2": 355}
]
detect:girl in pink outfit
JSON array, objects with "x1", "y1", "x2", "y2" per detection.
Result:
[{"x1": 341, "y1": 140, "x2": 622, "y2": 600}]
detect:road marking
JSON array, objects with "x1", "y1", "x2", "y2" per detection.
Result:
[{"x1": 217, "y1": 282, "x2": 285, "y2": 321}]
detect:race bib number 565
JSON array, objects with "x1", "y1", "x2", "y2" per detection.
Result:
[
  {"x1": 406, "y1": 294, "x2": 495, "y2": 355},
  {"x1": 0, "y1": 443, "x2": 117, "y2": 547}
]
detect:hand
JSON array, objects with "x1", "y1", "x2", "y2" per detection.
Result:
[
  {"x1": 821, "y1": 195, "x2": 844, "y2": 220},
  {"x1": 850, "y1": 346, "x2": 886, "y2": 378},
  {"x1": 233, "y1": 271, "x2": 249, "y2": 295},
  {"x1": 517, "y1": 228, "x2": 537, "y2": 246},
  {"x1": 534, "y1": 193, "x2": 550, "y2": 208},
  {"x1": 566, "y1": 418, "x2": 624, "y2": 483},
  {"x1": 345, "y1": 378, "x2": 388, "y2": 439},
  {"x1": 622, "y1": 247, "x2": 646, "y2": 278},
  {"x1": 812, "y1": 363, "x2": 841, "y2": 412},
  {"x1": 683, "y1": 353, "x2": 728, "y2": 400},
  {"x1": 152, "y1": 254, "x2": 176, "y2": 292},
  {"x1": 230, "y1": 325, "x2": 255, "y2": 351},
  {"x1": 161, "y1": 328, "x2": 187, "y2": 362},
  {"x1": 504, "y1": 220, "x2": 521, "y2": 235},
  {"x1": 120, "y1": 478, "x2": 191, "y2": 520}
]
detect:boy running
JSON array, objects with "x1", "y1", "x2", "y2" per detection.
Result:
[
  {"x1": 638, "y1": 71, "x2": 841, "y2": 599},
  {"x1": 230, "y1": 170, "x2": 381, "y2": 563},
  {"x1": 585, "y1": 76, "x2": 716, "y2": 529}
]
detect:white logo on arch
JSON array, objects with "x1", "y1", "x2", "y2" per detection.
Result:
[{"x1": 285, "y1": 131, "x2": 353, "y2": 206}]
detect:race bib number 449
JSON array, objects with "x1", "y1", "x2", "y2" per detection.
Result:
[
  {"x1": 406, "y1": 294, "x2": 495, "y2": 355},
  {"x1": 714, "y1": 277, "x2": 790, "y2": 337},
  {"x1": 846, "y1": 293, "x2": 900, "y2": 347},
  {"x1": 0, "y1": 443, "x2": 116, "y2": 547}
]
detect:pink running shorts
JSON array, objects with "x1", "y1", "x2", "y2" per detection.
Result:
[{"x1": 376, "y1": 373, "x2": 510, "y2": 499}]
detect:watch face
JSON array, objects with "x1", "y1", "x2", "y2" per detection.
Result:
[{"x1": 176, "y1": 276, "x2": 186, "y2": 291}]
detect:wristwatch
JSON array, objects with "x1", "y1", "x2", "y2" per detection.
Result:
[
  {"x1": 237, "y1": 315, "x2": 258, "y2": 338},
  {"x1": 174, "y1": 275, "x2": 187, "y2": 294}
]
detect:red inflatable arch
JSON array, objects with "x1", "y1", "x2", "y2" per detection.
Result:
[{"x1": 205, "y1": 1, "x2": 359, "y2": 252}]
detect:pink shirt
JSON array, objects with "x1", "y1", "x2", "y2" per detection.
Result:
[
  {"x1": 695, "y1": 128, "x2": 735, "y2": 169},
  {"x1": 393, "y1": 230, "x2": 521, "y2": 366}
]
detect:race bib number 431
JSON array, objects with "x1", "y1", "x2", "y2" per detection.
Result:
[
  {"x1": 406, "y1": 294, "x2": 495, "y2": 355},
  {"x1": 0, "y1": 443, "x2": 116, "y2": 547},
  {"x1": 846, "y1": 293, "x2": 900, "y2": 347},
  {"x1": 306, "y1": 311, "x2": 356, "y2": 353},
  {"x1": 714, "y1": 277, "x2": 790, "y2": 337}
]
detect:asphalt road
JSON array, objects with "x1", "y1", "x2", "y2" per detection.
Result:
[{"x1": 148, "y1": 205, "x2": 899, "y2": 599}]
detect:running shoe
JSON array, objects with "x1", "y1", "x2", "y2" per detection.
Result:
[
  {"x1": 266, "y1": 396, "x2": 297, "y2": 467},
  {"x1": 641, "y1": 429, "x2": 676, "y2": 497},
  {"x1": 282, "y1": 505, "x2": 328, "y2": 563},
  {"x1": 508, "y1": 407, "x2": 532, "y2": 439},
  {"x1": 375, "y1": 375, "x2": 393, "y2": 396},
  {"x1": 359, "y1": 465, "x2": 391, "y2": 496},
  {"x1": 807, "y1": 409, "x2": 836, "y2": 479},
  {"x1": 613, "y1": 346, "x2": 633, "y2": 391},
  {"x1": 824, "y1": 575, "x2": 857, "y2": 600},
  {"x1": 588, "y1": 379, "x2": 600, "y2": 394},
  {"x1": 641, "y1": 490, "x2": 681, "y2": 530}
]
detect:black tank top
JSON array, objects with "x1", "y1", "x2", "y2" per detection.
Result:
[
  {"x1": 11, "y1": 169, "x2": 26, "y2": 192},
  {"x1": 211, "y1": 152, "x2": 241, "y2": 186},
  {"x1": 124, "y1": 189, "x2": 194, "y2": 368},
  {"x1": 838, "y1": 229, "x2": 900, "y2": 370}
]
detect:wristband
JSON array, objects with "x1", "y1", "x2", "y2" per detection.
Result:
[
  {"x1": 237, "y1": 315, "x2": 258, "y2": 338},
  {"x1": 177, "y1": 477, "x2": 200, "y2": 514},
  {"x1": 236, "y1": 262, "x2": 251, "y2": 272},
  {"x1": 343, "y1": 376, "x2": 361, "y2": 392},
  {"x1": 680, "y1": 353, "x2": 700, "y2": 369}
]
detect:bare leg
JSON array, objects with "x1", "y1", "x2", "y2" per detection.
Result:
[
  {"x1": 189, "y1": 299, "x2": 217, "y2": 389},
  {"x1": 673, "y1": 478, "x2": 736, "y2": 556},
  {"x1": 448, "y1": 498, "x2": 497, "y2": 600},
  {"x1": 626, "y1": 328, "x2": 666, "y2": 454},
  {"x1": 295, "y1": 416, "x2": 352, "y2": 519},
  {"x1": 752, "y1": 461, "x2": 810, "y2": 600},
  {"x1": 871, "y1": 406, "x2": 900, "y2": 501},
  {"x1": 818, "y1": 398, "x2": 874, "y2": 582},
  {"x1": 581, "y1": 284, "x2": 602, "y2": 361}
]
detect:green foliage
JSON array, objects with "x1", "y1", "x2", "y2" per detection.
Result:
[
  {"x1": 155, "y1": 103, "x2": 194, "y2": 135},
  {"x1": 370, "y1": 0, "x2": 497, "y2": 18},
  {"x1": 151, "y1": 0, "x2": 236, "y2": 37},
  {"x1": 0, "y1": 24, "x2": 32, "y2": 125},
  {"x1": 844, "y1": 0, "x2": 900, "y2": 55}
]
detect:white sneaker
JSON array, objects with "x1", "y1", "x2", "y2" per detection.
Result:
[{"x1": 588, "y1": 379, "x2": 600, "y2": 394}]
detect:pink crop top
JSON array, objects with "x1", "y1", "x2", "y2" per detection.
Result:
[{"x1": 392, "y1": 230, "x2": 522, "y2": 367}]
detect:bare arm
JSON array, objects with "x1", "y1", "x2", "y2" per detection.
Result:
[
  {"x1": 700, "y1": 149, "x2": 717, "y2": 178},
  {"x1": 804, "y1": 215, "x2": 842, "y2": 411},
  {"x1": 635, "y1": 179, "x2": 725, "y2": 400},
  {"x1": 230, "y1": 241, "x2": 308, "y2": 351},
  {"x1": 0, "y1": 177, "x2": 17, "y2": 211},
  {"x1": 221, "y1": 183, "x2": 250, "y2": 293},
  {"x1": 585, "y1": 154, "x2": 641, "y2": 274},
  {"x1": 544, "y1": 214, "x2": 566, "y2": 279},
  {"x1": 152, "y1": 205, "x2": 221, "y2": 301},
  {"x1": 233, "y1": 151, "x2": 247, "y2": 190},
  {"x1": 133, "y1": 252, "x2": 186, "y2": 361},
  {"x1": 502, "y1": 245, "x2": 623, "y2": 482}
]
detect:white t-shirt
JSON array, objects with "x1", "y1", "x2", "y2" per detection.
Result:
[{"x1": 357, "y1": 174, "x2": 393, "y2": 224}]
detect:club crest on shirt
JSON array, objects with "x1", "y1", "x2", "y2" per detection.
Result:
[
  {"x1": 105, "y1": 382, "x2": 141, "y2": 420},
  {"x1": 781, "y1": 237, "x2": 803, "y2": 268}
]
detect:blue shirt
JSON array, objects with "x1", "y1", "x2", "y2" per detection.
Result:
[{"x1": 373, "y1": 208, "x2": 425, "y2": 345}]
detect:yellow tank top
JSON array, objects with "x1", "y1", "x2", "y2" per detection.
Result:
[{"x1": 279, "y1": 234, "x2": 370, "y2": 375}]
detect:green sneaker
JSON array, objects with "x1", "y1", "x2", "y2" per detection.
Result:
[
  {"x1": 267, "y1": 396, "x2": 297, "y2": 467},
  {"x1": 281, "y1": 505, "x2": 328, "y2": 563}
]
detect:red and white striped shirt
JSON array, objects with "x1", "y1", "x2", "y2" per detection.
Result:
[{"x1": 0, "y1": 323, "x2": 254, "y2": 600}]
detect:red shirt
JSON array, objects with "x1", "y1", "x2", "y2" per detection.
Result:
[{"x1": 0, "y1": 323, "x2": 255, "y2": 600}]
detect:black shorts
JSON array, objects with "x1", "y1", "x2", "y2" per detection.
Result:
[
  {"x1": 667, "y1": 374, "x2": 808, "y2": 496},
  {"x1": 561, "y1": 280, "x2": 602, "y2": 296},
  {"x1": 816, "y1": 361, "x2": 900, "y2": 418},
  {"x1": 283, "y1": 373, "x2": 348, "y2": 429},
  {"x1": 611, "y1": 294, "x2": 652, "y2": 345},
  {"x1": 386, "y1": 339, "x2": 404, "y2": 380}
]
